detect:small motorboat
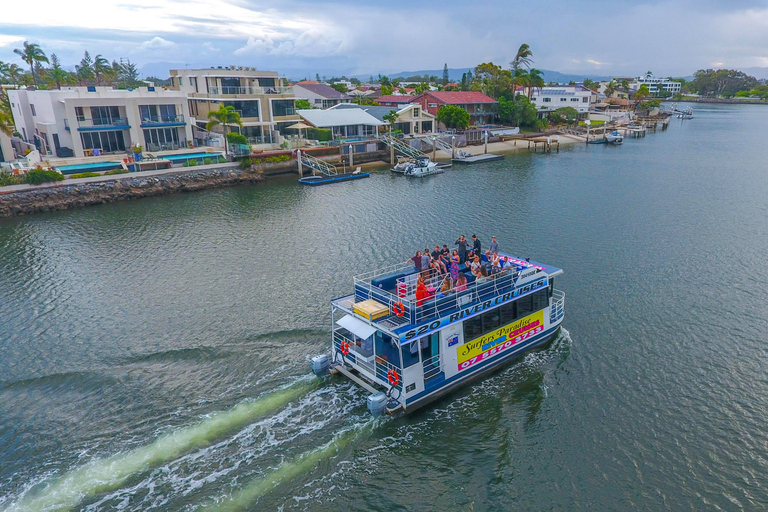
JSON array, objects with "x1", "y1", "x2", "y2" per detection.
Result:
[
  {"x1": 605, "y1": 131, "x2": 623, "y2": 144},
  {"x1": 403, "y1": 157, "x2": 443, "y2": 177}
]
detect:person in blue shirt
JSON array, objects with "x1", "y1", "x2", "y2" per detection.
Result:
[{"x1": 489, "y1": 236, "x2": 499, "y2": 254}]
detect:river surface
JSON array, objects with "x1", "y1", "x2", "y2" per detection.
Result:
[{"x1": 1, "y1": 103, "x2": 767, "y2": 511}]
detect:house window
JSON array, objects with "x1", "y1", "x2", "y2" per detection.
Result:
[
  {"x1": 583, "y1": 97, "x2": 589, "y2": 103},
  {"x1": 543, "y1": 98, "x2": 551, "y2": 103},
  {"x1": 560, "y1": 98, "x2": 567, "y2": 102},
  {"x1": 189, "y1": 77, "x2": 194, "y2": 86},
  {"x1": 413, "y1": 107, "x2": 419, "y2": 117},
  {"x1": 571, "y1": 98, "x2": 579, "y2": 102},
  {"x1": 428, "y1": 103, "x2": 437, "y2": 108},
  {"x1": 75, "y1": 107, "x2": 85, "y2": 121},
  {"x1": 30, "y1": 104, "x2": 37, "y2": 116},
  {"x1": 314, "y1": 99, "x2": 322, "y2": 104}
]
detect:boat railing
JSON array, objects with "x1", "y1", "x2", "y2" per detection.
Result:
[
  {"x1": 354, "y1": 256, "x2": 546, "y2": 327},
  {"x1": 550, "y1": 289, "x2": 565, "y2": 323},
  {"x1": 422, "y1": 353, "x2": 442, "y2": 381},
  {"x1": 333, "y1": 331, "x2": 403, "y2": 393}
]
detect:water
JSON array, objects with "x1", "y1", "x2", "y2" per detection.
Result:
[{"x1": 1, "y1": 103, "x2": 767, "y2": 510}]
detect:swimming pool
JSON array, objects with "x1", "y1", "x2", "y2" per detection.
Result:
[
  {"x1": 163, "y1": 152, "x2": 224, "y2": 163},
  {"x1": 56, "y1": 162, "x2": 122, "y2": 175}
]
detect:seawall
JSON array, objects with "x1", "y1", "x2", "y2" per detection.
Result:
[{"x1": 0, "y1": 164, "x2": 265, "y2": 218}]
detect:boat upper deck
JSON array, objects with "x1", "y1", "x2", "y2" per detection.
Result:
[{"x1": 332, "y1": 252, "x2": 563, "y2": 341}]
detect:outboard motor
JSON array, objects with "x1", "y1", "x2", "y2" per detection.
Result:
[
  {"x1": 310, "y1": 354, "x2": 330, "y2": 376},
  {"x1": 367, "y1": 392, "x2": 388, "y2": 417}
]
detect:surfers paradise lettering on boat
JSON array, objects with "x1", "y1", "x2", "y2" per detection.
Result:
[
  {"x1": 401, "y1": 278, "x2": 547, "y2": 341},
  {"x1": 457, "y1": 310, "x2": 545, "y2": 371}
]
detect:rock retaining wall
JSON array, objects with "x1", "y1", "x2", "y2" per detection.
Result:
[{"x1": 0, "y1": 165, "x2": 264, "y2": 218}]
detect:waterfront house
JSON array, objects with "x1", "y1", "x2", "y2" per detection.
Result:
[
  {"x1": 169, "y1": 66, "x2": 301, "y2": 146},
  {"x1": 376, "y1": 91, "x2": 498, "y2": 126},
  {"x1": 292, "y1": 81, "x2": 352, "y2": 108},
  {"x1": 630, "y1": 73, "x2": 681, "y2": 96},
  {"x1": 330, "y1": 103, "x2": 436, "y2": 135},
  {"x1": 296, "y1": 108, "x2": 384, "y2": 139},
  {"x1": 529, "y1": 85, "x2": 592, "y2": 119},
  {"x1": 8, "y1": 86, "x2": 192, "y2": 158}
]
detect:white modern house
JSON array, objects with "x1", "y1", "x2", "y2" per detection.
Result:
[
  {"x1": 630, "y1": 73, "x2": 681, "y2": 95},
  {"x1": 529, "y1": 85, "x2": 592, "y2": 118},
  {"x1": 8, "y1": 86, "x2": 193, "y2": 158},
  {"x1": 292, "y1": 82, "x2": 351, "y2": 108},
  {"x1": 330, "y1": 103, "x2": 437, "y2": 135},
  {"x1": 169, "y1": 66, "x2": 300, "y2": 145}
]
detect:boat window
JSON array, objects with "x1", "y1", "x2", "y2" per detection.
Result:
[
  {"x1": 500, "y1": 302, "x2": 516, "y2": 325},
  {"x1": 463, "y1": 316, "x2": 483, "y2": 341},
  {"x1": 484, "y1": 308, "x2": 501, "y2": 332},
  {"x1": 517, "y1": 294, "x2": 533, "y2": 316},
  {"x1": 532, "y1": 290, "x2": 549, "y2": 311}
]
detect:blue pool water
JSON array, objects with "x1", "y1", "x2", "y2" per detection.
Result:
[
  {"x1": 56, "y1": 162, "x2": 122, "y2": 174},
  {"x1": 162, "y1": 152, "x2": 223, "y2": 162}
]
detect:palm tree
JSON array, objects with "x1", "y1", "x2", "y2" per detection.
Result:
[
  {"x1": 206, "y1": 105, "x2": 242, "y2": 157},
  {"x1": 0, "y1": 110, "x2": 13, "y2": 136},
  {"x1": 93, "y1": 54, "x2": 110, "y2": 85},
  {"x1": 0, "y1": 61, "x2": 8, "y2": 83},
  {"x1": 13, "y1": 41, "x2": 49, "y2": 87},
  {"x1": 605, "y1": 80, "x2": 617, "y2": 98},
  {"x1": 510, "y1": 43, "x2": 533, "y2": 72},
  {"x1": 6, "y1": 64, "x2": 23, "y2": 86},
  {"x1": 527, "y1": 68, "x2": 545, "y2": 100}
]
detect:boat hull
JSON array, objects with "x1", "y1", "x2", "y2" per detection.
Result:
[{"x1": 298, "y1": 173, "x2": 370, "y2": 185}]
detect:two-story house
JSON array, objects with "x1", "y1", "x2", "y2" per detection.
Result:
[
  {"x1": 529, "y1": 85, "x2": 592, "y2": 119},
  {"x1": 377, "y1": 91, "x2": 499, "y2": 126},
  {"x1": 8, "y1": 86, "x2": 192, "y2": 158},
  {"x1": 169, "y1": 67, "x2": 301, "y2": 145}
]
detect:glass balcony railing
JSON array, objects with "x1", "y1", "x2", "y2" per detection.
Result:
[
  {"x1": 208, "y1": 86, "x2": 295, "y2": 96},
  {"x1": 140, "y1": 115, "x2": 185, "y2": 126},
  {"x1": 77, "y1": 117, "x2": 130, "y2": 129}
]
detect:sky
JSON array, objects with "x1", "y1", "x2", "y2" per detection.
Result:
[{"x1": 1, "y1": 0, "x2": 767, "y2": 79}]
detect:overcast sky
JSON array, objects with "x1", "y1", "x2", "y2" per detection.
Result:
[{"x1": 2, "y1": 0, "x2": 767, "y2": 79}]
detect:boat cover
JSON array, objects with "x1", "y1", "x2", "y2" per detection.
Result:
[{"x1": 336, "y1": 315, "x2": 377, "y2": 339}]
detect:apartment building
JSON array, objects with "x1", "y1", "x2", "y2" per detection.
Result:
[
  {"x1": 169, "y1": 67, "x2": 301, "y2": 144},
  {"x1": 8, "y1": 86, "x2": 192, "y2": 158}
]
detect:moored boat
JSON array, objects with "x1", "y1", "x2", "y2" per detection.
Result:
[
  {"x1": 605, "y1": 131, "x2": 623, "y2": 144},
  {"x1": 310, "y1": 251, "x2": 565, "y2": 415}
]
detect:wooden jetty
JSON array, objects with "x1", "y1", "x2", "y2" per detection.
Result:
[{"x1": 528, "y1": 137, "x2": 560, "y2": 153}]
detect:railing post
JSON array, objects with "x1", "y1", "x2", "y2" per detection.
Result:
[{"x1": 297, "y1": 149, "x2": 303, "y2": 176}]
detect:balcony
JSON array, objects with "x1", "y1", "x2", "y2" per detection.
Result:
[
  {"x1": 208, "y1": 86, "x2": 294, "y2": 96},
  {"x1": 64, "y1": 119, "x2": 70, "y2": 131},
  {"x1": 140, "y1": 115, "x2": 186, "y2": 127},
  {"x1": 77, "y1": 117, "x2": 130, "y2": 131}
]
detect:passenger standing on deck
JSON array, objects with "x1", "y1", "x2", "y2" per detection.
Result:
[
  {"x1": 408, "y1": 251, "x2": 423, "y2": 272},
  {"x1": 472, "y1": 235, "x2": 482, "y2": 260},
  {"x1": 455, "y1": 235, "x2": 468, "y2": 263},
  {"x1": 415, "y1": 274, "x2": 428, "y2": 307},
  {"x1": 450, "y1": 250, "x2": 460, "y2": 281},
  {"x1": 489, "y1": 236, "x2": 499, "y2": 254}
]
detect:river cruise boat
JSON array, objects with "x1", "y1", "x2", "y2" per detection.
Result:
[{"x1": 310, "y1": 253, "x2": 565, "y2": 415}]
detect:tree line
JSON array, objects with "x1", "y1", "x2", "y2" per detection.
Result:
[{"x1": 0, "y1": 41, "x2": 147, "y2": 91}]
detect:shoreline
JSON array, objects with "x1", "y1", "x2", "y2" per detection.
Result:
[{"x1": 0, "y1": 135, "x2": 584, "y2": 218}]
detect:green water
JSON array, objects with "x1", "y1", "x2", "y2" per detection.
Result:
[{"x1": 1, "y1": 103, "x2": 767, "y2": 510}]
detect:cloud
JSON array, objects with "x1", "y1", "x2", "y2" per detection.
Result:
[
  {"x1": 137, "y1": 36, "x2": 174, "y2": 50},
  {"x1": 202, "y1": 42, "x2": 220, "y2": 52},
  {"x1": 234, "y1": 30, "x2": 345, "y2": 57},
  {"x1": 0, "y1": 35, "x2": 25, "y2": 47},
  {"x1": 585, "y1": 59, "x2": 609, "y2": 66}
]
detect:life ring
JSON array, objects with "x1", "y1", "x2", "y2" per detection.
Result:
[
  {"x1": 392, "y1": 302, "x2": 405, "y2": 317},
  {"x1": 340, "y1": 340, "x2": 350, "y2": 355},
  {"x1": 387, "y1": 368, "x2": 400, "y2": 386}
]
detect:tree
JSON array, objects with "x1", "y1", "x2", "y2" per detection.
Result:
[
  {"x1": 93, "y1": 54, "x2": 111, "y2": 85},
  {"x1": 527, "y1": 68, "x2": 545, "y2": 100},
  {"x1": 47, "y1": 54, "x2": 70, "y2": 89},
  {"x1": 582, "y1": 78, "x2": 597, "y2": 90},
  {"x1": 295, "y1": 99, "x2": 312, "y2": 109},
  {"x1": 498, "y1": 95, "x2": 538, "y2": 128},
  {"x1": 549, "y1": 106, "x2": 579, "y2": 125},
  {"x1": 331, "y1": 83, "x2": 347, "y2": 93},
  {"x1": 436, "y1": 104, "x2": 470, "y2": 129},
  {"x1": 604, "y1": 80, "x2": 617, "y2": 97},
  {"x1": 206, "y1": 105, "x2": 243, "y2": 157},
  {"x1": 380, "y1": 85, "x2": 393, "y2": 96},
  {"x1": 442, "y1": 63, "x2": 449, "y2": 85},
  {"x1": 691, "y1": 68, "x2": 759, "y2": 97},
  {"x1": 510, "y1": 43, "x2": 533, "y2": 72},
  {"x1": 76, "y1": 51, "x2": 95, "y2": 85},
  {"x1": 14, "y1": 41, "x2": 49, "y2": 87},
  {"x1": 633, "y1": 84, "x2": 650, "y2": 104},
  {"x1": 473, "y1": 62, "x2": 512, "y2": 99},
  {"x1": 382, "y1": 109, "x2": 399, "y2": 133}
]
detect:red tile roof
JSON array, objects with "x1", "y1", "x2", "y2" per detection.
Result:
[
  {"x1": 422, "y1": 91, "x2": 498, "y2": 104},
  {"x1": 375, "y1": 95, "x2": 413, "y2": 103}
]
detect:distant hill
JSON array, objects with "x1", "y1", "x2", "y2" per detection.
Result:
[{"x1": 360, "y1": 67, "x2": 613, "y2": 84}]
